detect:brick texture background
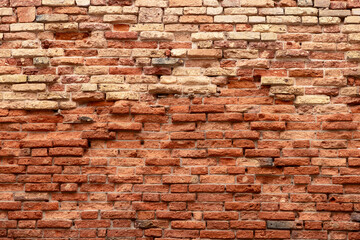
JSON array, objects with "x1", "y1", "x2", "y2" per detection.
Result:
[{"x1": 0, "y1": 0, "x2": 360, "y2": 239}]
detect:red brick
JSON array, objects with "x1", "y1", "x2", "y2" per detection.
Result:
[
  {"x1": 105, "y1": 31, "x2": 138, "y2": 39},
  {"x1": 49, "y1": 147, "x2": 84, "y2": 156},
  {"x1": 0, "y1": 202, "x2": 21, "y2": 210},
  {"x1": 200, "y1": 230, "x2": 235, "y2": 239},
  {"x1": 203, "y1": 212, "x2": 239, "y2": 220},
  {"x1": 38, "y1": 220, "x2": 72, "y2": 228},
  {"x1": 172, "y1": 221, "x2": 206, "y2": 229},
  {"x1": 8, "y1": 211, "x2": 42, "y2": 219},
  {"x1": 255, "y1": 230, "x2": 290, "y2": 239}
]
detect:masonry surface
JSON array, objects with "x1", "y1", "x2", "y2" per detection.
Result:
[{"x1": 0, "y1": 0, "x2": 360, "y2": 239}]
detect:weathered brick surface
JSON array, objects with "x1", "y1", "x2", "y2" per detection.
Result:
[{"x1": 0, "y1": 0, "x2": 359, "y2": 239}]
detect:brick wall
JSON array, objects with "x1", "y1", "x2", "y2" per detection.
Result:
[{"x1": 0, "y1": 0, "x2": 360, "y2": 239}]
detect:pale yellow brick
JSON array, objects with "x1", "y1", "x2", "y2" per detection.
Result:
[
  {"x1": 33, "y1": 57, "x2": 50, "y2": 66},
  {"x1": 38, "y1": 92, "x2": 69, "y2": 100},
  {"x1": 313, "y1": 78, "x2": 347, "y2": 87},
  {"x1": 148, "y1": 84, "x2": 182, "y2": 94},
  {"x1": 152, "y1": 58, "x2": 183, "y2": 66},
  {"x1": 249, "y1": 16, "x2": 266, "y2": 23},
  {"x1": 132, "y1": 49, "x2": 166, "y2": 58},
  {"x1": 319, "y1": 9, "x2": 351, "y2": 17},
  {"x1": 173, "y1": 68, "x2": 204, "y2": 76},
  {"x1": 301, "y1": 42, "x2": 336, "y2": 50},
  {"x1": 126, "y1": 75, "x2": 158, "y2": 83},
  {"x1": 74, "y1": 67, "x2": 108, "y2": 75},
  {"x1": 45, "y1": 23, "x2": 78, "y2": 31},
  {"x1": 81, "y1": 84, "x2": 98, "y2": 92},
  {"x1": 204, "y1": 68, "x2": 237, "y2": 76},
  {"x1": 22, "y1": 40, "x2": 40, "y2": 49},
  {"x1": 295, "y1": 95, "x2": 330, "y2": 105},
  {"x1": 224, "y1": 49, "x2": 258, "y2": 59},
  {"x1": 224, "y1": 7, "x2": 257, "y2": 15},
  {"x1": 131, "y1": 84, "x2": 148, "y2": 92},
  {"x1": 183, "y1": 85, "x2": 217, "y2": 94},
  {"x1": 314, "y1": 0, "x2": 330, "y2": 7},
  {"x1": 261, "y1": 32, "x2": 277, "y2": 41},
  {"x1": 184, "y1": 7, "x2": 206, "y2": 15},
  {"x1": 207, "y1": 7, "x2": 223, "y2": 15},
  {"x1": 349, "y1": 33, "x2": 360, "y2": 42},
  {"x1": 270, "y1": 86, "x2": 304, "y2": 95},
  {"x1": 10, "y1": 23, "x2": 44, "y2": 31},
  {"x1": 222, "y1": 0, "x2": 240, "y2": 7},
  {"x1": 226, "y1": 32, "x2": 260, "y2": 40},
  {"x1": 0, "y1": 101, "x2": 23, "y2": 109},
  {"x1": 191, "y1": 32, "x2": 225, "y2": 41},
  {"x1": 163, "y1": 15, "x2": 178, "y2": 24},
  {"x1": 76, "y1": 0, "x2": 90, "y2": 6},
  {"x1": 47, "y1": 49, "x2": 64, "y2": 57},
  {"x1": 103, "y1": 15, "x2": 137, "y2": 23},
  {"x1": 106, "y1": 92, "x2": 139, "y2": 101},
  {"x1": 171, "y1": 49, "x2": 187, "y2": 57},
  {"x1": 302, "y1": 16, "x2": 318, "y2": 25},
  {"x1": 169, "y1": 0, "x2": 202, "y2": 7},
  {"x1": 89, "y1": 6, "x2": 122, "y2": 14},
  {"x1": 0, "y1": 75, "x2": 27, "y2": 83},
  {"x1": 252, "y1": 24, "x2": 287, "y2": 32},
  {"x1": 284, "y1": 7, "x2": 318, "y2": 16},
  {"x1": 36, "y1": 14, "x2": 69, "y2": 22},
  {"x1": 90, "y1": 75, "x2": 124, "y2": 84},
  {"x1": 135, "y1": 0, "x2": 167, "y2": 7},
  {"x1": 0, "y1": 8, "x2": 13, "y2": 16},
  {"x1": 261, "y1": 77, "x2": 295, "y2": 86},
  {"x1": 340, "y1": 87, "x2": 358, "y2": 96},
  {"x1": 259, "y1": 8, "x2": 284, "y2": 15},
  {"x1": 214, "y1": 15, "x2": 247, "y2": 23},
  {"x1": 314, "y1": 104, "x2": 349, "y2": 114},
  {"x1": 136, "y1": 58, "x2": 151, "y2": 66},
  {"x1": 99, "y1": 84, "x2": 130, "y2": 92},
  {"x1": 130, "y1": 24, "x2": 164, "y2": 31},
  {"x1": 59, "y1": 102, "x2": 77, "y2": 110},
  {"x1": 12, "y1": 84, "x2": 46, "y2": 92},
  {"x1": 0, "y1": 50, "x2": 12, "y2": 58},
  {"x1": 319, "y1": 17, "x2": 341, "y2": 25},
  {"x1": 197, "y1": 40, "x2": 212, "y2": 48},
  {"x1": 298, "y1": 0, "x2": 314, "y2": 6},
  {"x1": 3, "y1": 92, "x2": 37, "y2": 100},
  {"x1": 188, "y1": 49, "x2": 217, "y2": 59},
  {"x1": 42, "y1": 0, "x2": 75, "y2": 6},
  {"x1": 241, "y1": 0, "x2": 274, "y2": 7},
  {"x1": 24, "y1": 101, "x2": 58, "y2": 110},
  {"x1": 342, "y1": 24, "x2": 360, "y2": 33},
  {"x1": 237, "y1": 59, "x2": 270, "y2": 68},
  {"x1": 12, "y1": 49, "x2": 46, "y2": 57},
  {"x1": 267, "y1": 16, "x2": 301, "y2": 24},
  {"x1": 353, "y1": 8, "x2": 360, "y2": 15},
  {"x1": 28, "y1": 75, "x2": 58, "y2": 83},
  {"x1": 160, "y1": 76, "x2": 177, "y2": 84},
  {"x1": 123, "y1": 6, "x2": 139, "y2": 14},
  {"x1": 164, "y1": 8, "x2": 183, "y2": 15},
  {"x1": 98, "y1": 49, "x2": 131, "y2": 57},
  {"x1": 204, "y1": 0, "x2": 220, "y2": 6},
  {"x1": 165, "y1": 24, "x2": 198, "y2": 32},
  {"x1": 346, "y1": 51, "x2": 360, "y2": 61},
  {"x1": 139, "y1": 31, "x2": 174, "y2": 40},
  {"x1": 345, "y1": 16, "x2": 360, "y2": 24},
  {"x1": 177, "y1": 76, "x2": 211, "y2": 85}
]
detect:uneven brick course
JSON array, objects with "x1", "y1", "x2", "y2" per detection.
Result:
[{"x1": 0, "y1": 0, "x2": 360, "y2": 239}]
